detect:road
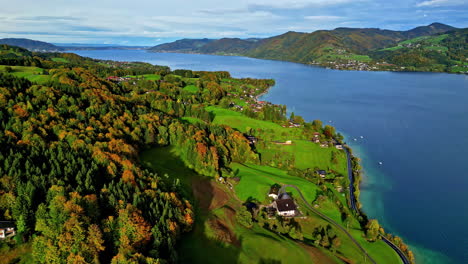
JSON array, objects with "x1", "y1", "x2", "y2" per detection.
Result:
[
  {"x1": 279, "y1": 185, "x2": 377, "y2": 264},
  {"x1": 343, "y1": 146, "x2": 411, "y2": 264},
  {"x1": 381, "y1": 236, "x2": 412, "y2": 264}
]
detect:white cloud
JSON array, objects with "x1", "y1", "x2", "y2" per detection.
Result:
[
  {"x1": 245, "y1": 0, "x2": 355, "y2": 8},
  {"x1": 304, "y1": 15, "x2": 344, "y2": 21},
  {"x1": 416, "y1": 0, "x2": 466, "y2": 7}
]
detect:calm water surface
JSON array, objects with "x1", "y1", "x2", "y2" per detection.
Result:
[{"x1": 72, "y1": 50, "x2": 468, "y2": 264}]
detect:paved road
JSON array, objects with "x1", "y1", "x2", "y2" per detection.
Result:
[
  {"x1": 279, "y1": 185, "x2": 377, "y2": 264},
  {"x1": 343, "y1": 146, "x2": 411, "y2": 264},
  {"x1": 381, "y1": 236, "x2": 412, "y2": 264}
]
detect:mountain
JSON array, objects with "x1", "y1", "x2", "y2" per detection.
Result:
[
  {"x1": 0, "y1": 38, "x2": 63, "y2": 52},
  {"x1": 149, "y1": 23, "x2": 460, "y2": 70},
  {"x1": 149, "y1": 38, "x2": 214, "y2": 53},
  {"x1": 371, "y1": 28, "x2": 467, "y2": 73},
  {"x1": 198, "y1": 38, "x2": 259, "y2": 54},
  {"x1": 404, "y1": 22, "x2": 456, "y2": 38}
]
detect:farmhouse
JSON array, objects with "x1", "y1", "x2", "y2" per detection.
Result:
[
  {"x1": 316, "y1": 170, "x2": 327, "y2": 178},
  {"x1": 0, "y1": 223, "x2": 15, "y2": 239},
  {"x1": 268, "y1": 186, "x2": 280, "y2": 199},
  {"x1": 275, "y1": 193, "x2": 297, "y2": 217},
  {"x1": 335, "y1": 144, "x2": 344, "y2": 150},
  {"x1": 320, "y1": 142, "x2": 329, "y2": 148},
  {"x1": 246, "y1": 135, "x2": 257, "y2": 145}
]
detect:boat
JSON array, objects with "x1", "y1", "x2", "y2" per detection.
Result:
[{"x1": 379, "y1": 161, "x2": 383, "y2": 165}]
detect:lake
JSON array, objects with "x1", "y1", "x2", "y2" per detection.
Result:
[{"x1": 71, "y1": 50, "x2": 468, "y2": 264}]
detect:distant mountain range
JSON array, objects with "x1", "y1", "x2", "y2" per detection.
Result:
[
  {"x1": 149, "y1": 23, "x2": 466, "y2": 73},
  {"x1": 0, "y1": 23, "x2": 465, "y2": 73},
  {"x1": 149, "y1": 23, "x2": 456, "y2": 58},
  {"x1": 0, "y1": 38, "x2": 64, "y2": 52}
]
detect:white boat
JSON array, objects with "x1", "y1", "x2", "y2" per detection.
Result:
[
  {"x1": 353, "y1": 138, "x2": 357, "y2": 141},
  {"x1": 378, "y1": 161, "x2": 383, "y2": 165},
  {"x1": 360, "y1": 136, "x2": 364, "y2": 139}
]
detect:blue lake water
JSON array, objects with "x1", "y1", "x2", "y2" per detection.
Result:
[{"x1": 71, "y1": 50, "x2": 468, "y2": 264}]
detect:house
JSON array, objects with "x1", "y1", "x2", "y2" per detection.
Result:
[
  {"x1": 246, "y1": 136, "x2": 257, "y2": 145},
  {"x1": 275, "y1": 193, "x2": 297, "y2": 217},
  {"x1": 0, "y1": 224, "x2": 15, "y2": 239},
  {"x1": 320, "y1": 142, "x2": 329, "y2": 148},
  {"x1": 312, "y1": 138, "x2": 320, "y2": 143},
  {"x1": 268, "y1": 186, "x2": 280, "y2": 199},
  {"x1": 335, "y1": 144, "x2": 343, "y2": 150},
  {"x1": 313, "y1": 132, "x2": 320, "y2": 138},
  {"x1": 316, "y1": 170, "x2": 327, "y2": 178},
  {"x1": 285, "y1": 140, "x2": 292, "y2": 145}
]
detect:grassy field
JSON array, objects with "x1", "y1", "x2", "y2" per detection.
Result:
[
  {"x1": 51, "y1": 57, "x2": 70, "y2": 63},
  {"x1": 259, "y1": 140, "x2": 348, "y2": 176},
  {"x1": 126, "y1": 73, "x2": 161, "y2": 81},
  {"x1": 232, "y1": 163, "x2": 319, "y2": 203},
  {"x1": 0, "y1": 65, "x2": 50, "y2": 84},
  {"x1": 140, "y1": 147, "x2": 334, "y2": 264},
  {"x1": 206, "y1": 106, "x2": 306, "y2": 141},
  {"x1": 181, "y1": 116, "x2": 206, "y2": 125},
  {"x1": 183, "y1": 84, "x2": 199, "y2": 93}
]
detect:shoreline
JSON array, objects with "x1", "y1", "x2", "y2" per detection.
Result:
[{"x1": 146, "y1": 50, "x2": 467, "y2": 75}]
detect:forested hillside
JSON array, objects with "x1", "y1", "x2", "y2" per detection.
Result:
[
  {"x1": 149, "y1": 23, "x2": 466, "y2": 73},
  {"x1": 0, "y1": 44, "x2": 276, "y2": 263},
  {"x1": 0, "y1": 38, "x2": 63, "y2": 52},
  {"x1": 372, "y1": 29, "x2": 468, "y2": 72},
  {"x1": 0, "y1": 43, "x2": 417, "y2": 264}
]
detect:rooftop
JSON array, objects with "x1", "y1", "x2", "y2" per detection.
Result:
[{"x1": 276, "y1": 199, "x2": 297, "y2": 212}]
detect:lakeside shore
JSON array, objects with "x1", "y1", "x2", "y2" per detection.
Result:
[{"x1": 147, "y1": 50, "x2": 467, "y2": 75}]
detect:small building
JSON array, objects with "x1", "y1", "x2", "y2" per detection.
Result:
[
  {"x1": 0, "y1": 224, "x2": 15, "y2": 239},
  {"x1": 275, "y1": 193, "x2": 297, "y2": 217},
  {"x1": 312, "y1": 138, "x2": 320, "y2": 143},
  {"x1": 246, "y1": 136, "x2": 257, "y2": 145},
  {"x1": 268, "y1": 186, "x2": 280, "y2": 200},
  {"x1": 316, "y1": 170, "x2": 327, "y2": 178},
  {"x1": 285, "y1": 140, "x2": 292, "y2": 145},
  {"x1": 320, "y1": 142, "x2": 329, "y2": 148},
  {"x1": 313, "y1": 132, "x2": 320, "y2": 138},
  {"x1": 335, "y1": 144, "x2": 343, "y2": 150}
]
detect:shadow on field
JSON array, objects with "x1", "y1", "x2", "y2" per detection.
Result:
[{"x1": 141, "y1": 147, "x2": 243, "y2": 264}]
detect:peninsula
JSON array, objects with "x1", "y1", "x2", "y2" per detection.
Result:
[{"x1": 0, "y1": 44, "x2": 414, "y2": 263}]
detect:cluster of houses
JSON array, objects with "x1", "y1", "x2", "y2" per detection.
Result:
[
  {"x1": 267, "y1": 186, "x2": 298, "y2": 217},
  {"x1": 312, "y1": 133, "x2": 343, "y2": 149},
  {"x1": 106, "y1": 76, "x2": 134, "y2": 82},
  {"x1": 282, "y1": 121, "x2": 302, "y2": 128}
]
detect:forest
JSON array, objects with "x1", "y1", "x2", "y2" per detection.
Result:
[
  {"x1": 0, "y1": 44, "x2": 415, "y2": 264},
  {"x1": 0, "y1": 44, "x2": 275, "y2": 263}
]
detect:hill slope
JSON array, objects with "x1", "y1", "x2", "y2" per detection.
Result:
[
  {"x1": 149, "y1": 23, "x2": 463, "y2": 73},
  {"x1": 149, "y1": 38, "x2": 214, "y2": 53},
  {"x1": 0, "y1": 38, "x2": 63, "y2": 52},
  {"x1": 371, "y1": 29, "x2": 468, "y2": 73}
]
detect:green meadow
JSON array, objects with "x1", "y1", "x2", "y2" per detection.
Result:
[
  {"x1": 51, "y1": 57, "x2": 70, "y2": 63},
  {"x1": 206, "y1": 106, "x2": 284, "y2": 132},
  {"x1": 232, "y1": 163, "x2": 319, "y2": 202},
  {"x1": 126, "y1": 73, "x2": 161, "y2": 81},
  {"x1": 0, "y1": 65, "x2": 50, "y2": 84},
  {"x1": 140, "y1": 147, "x2": 335, "y2": 264},
  {"x1": 182, "y1": 84, "x2": 199, "y2": 93},
  {"x1": 259, "y1": 140, "x2": 348, "y2": 176}
]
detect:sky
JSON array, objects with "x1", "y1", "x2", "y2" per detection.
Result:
[{"x1": 0, "y1": 0, "x2": 467, "y2": 46}]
